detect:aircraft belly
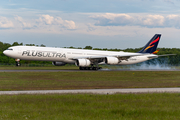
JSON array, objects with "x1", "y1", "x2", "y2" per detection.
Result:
[{"x1": 119, "y1": 56, "x2": 149, "y2": 65}]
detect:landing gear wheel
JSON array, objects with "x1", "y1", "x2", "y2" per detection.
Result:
[
  {"x1": 15, "y1": 59, "x2": 21, "y2": 66},
  {"x1": 79, "y1": 67, "x2": 83, "y2": 70},
  {"x1": 92, "y1": 67, "x2": 98, "y2": 70},
  {"x1": 98, "y1": 67, "x2": 102, "y2": 70},
  {"x1": 79, "y1": 66, "x2": 102, "y2": 71},
  {"x1": 16, "y1": 62, "x2": 21, "y2": 66}
]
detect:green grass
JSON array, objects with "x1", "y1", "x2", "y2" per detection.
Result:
[
  {"x1": 0, "y1": 93, "x2": 180, "y2": 120},
  {"x1": 0, "y1": 71, "x2": 180, "y2": 90}
]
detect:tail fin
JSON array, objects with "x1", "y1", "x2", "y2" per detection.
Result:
[{"x1": 138, "y1": 34, "x2": 161, "y2": 53}]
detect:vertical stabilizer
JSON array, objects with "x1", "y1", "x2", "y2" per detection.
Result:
[{"x1": 138, "y1": 34, "x2": 161, "y2": 53}]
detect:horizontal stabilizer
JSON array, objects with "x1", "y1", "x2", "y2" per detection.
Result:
[{"x1": 158, "y1": 54, "x2": 176, "y2": 57}]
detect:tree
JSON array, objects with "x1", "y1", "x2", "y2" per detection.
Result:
[
  {"x1": 12, "y1": 42, "x2": 23, "y2": 46},
  {"x1": 40, "y1": 44, "x2": 46, "y2": 47},
  {"x1": 84, "y1": 46, "x2": 93, "y2": 50},
  {"x1": 25, "y1": 44, "x2": 35, "y2": 46}
]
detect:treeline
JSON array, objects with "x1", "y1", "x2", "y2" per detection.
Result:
[{"x1": 0, "y1": 41, "x2": 180, "y2": 65}]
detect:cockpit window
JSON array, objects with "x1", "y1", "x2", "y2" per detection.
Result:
[{"x1": 7, "y1": 48, "x2": 13, "y2": 50}]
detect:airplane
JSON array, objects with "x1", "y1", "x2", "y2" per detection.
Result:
[{"x1": 3, "y1": 34, "x2": 174, "y2": 70}]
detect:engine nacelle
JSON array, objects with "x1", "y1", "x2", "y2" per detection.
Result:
[
  {"x1": 52, "y1": 62, "x2": 66, "y2": 66},
  {"x1": 75, "y1": 59, "x2": 91, "y2": 67},
  {"x1": 105, "y1": 57, "x2": 119, "y2": 65}
]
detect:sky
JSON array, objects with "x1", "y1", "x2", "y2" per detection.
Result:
[{"x1": 0, "y1": 0, "x2": 180, "y2": 49}]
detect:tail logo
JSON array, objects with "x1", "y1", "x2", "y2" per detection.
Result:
[
  {"x1": 153, "y1": 49, "x2": 159, "y2": 54},
  {"x1": 144, "y1": 37, "x2": 160, "y2": 52}
]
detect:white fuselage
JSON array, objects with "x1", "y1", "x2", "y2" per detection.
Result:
[{"x1": 3, "y1": 46, "x2": 158, "y2": 65}]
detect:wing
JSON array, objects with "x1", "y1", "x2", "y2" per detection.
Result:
[{"x1": 70, "y1": 53, "x2": 145, "y2": 64}]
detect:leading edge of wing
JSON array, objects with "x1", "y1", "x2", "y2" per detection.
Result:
[{"x1": 70, "y1": 53, "x2": 146, "y2": 60}]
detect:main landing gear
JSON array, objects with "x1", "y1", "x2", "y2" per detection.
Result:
[
  {"x1": 15, "y1": 59, "x2": 21, "y2": 66},
  {"x1": 79, "y1": 67, "x2": 102, "y2": 70}
]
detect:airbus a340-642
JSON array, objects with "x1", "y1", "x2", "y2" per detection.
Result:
[{"x1": 3, "y1": 34, "x2": 174, "y2": 70}]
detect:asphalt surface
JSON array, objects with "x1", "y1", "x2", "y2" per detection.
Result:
[{"x1": 1, "y1": 88, "x2": 180, "y2": 95}]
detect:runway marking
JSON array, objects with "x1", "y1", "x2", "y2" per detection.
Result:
[{"x1": 1, "y1": 88, "x2": 180, "y2": 95}]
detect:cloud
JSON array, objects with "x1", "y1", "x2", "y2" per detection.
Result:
[
  {"x1": 39, "y1": 15, "x2": 54, "y2": 25},
  {"x1": 91, "y1": 13, "x2": 134, "y2": 26},
  {"x1": 138, "y1": 15, "x2": 165, "y2": 27},
  {"x1": 91, "y1": 13, "x2": 180, "y2": 28},
  {"x1": 166, "y1": 14, "x2": 180, "y2": 28},
  {"x1": 14, "y1": 15, "x2": 33, "y2": 29},
  {"x1": 0, "y1": 17, "x2": 14, "y2": 29},
  {"x1": 54, "y1": 17, "x2": 76, "y2": 29},
  {"x1": 86, "y1": 23, "x2": 96, "y2": 32},
  {"x1": 37, "y1": 15, "x2": 76, "y2": 30},
  {"x1": 12, "y1": 15, "x2": 76, "y2": 31}
]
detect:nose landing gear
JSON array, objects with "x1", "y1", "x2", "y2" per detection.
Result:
[{"x1": 15, "y1": 59, "x2": 21, "y2": 66}]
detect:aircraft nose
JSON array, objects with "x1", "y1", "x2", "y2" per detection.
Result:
[
  {"x1": 3, "y1": 50, "x2": 11, "y2": 56},
  {"x1": 3, "y1": 50, "x2": 7, "y2": 55},
  {"x1": 3, "y1": 49, "x2": 14, "y2": 57}
]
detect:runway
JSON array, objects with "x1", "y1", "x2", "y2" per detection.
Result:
[
  {"x1": 0, "y1": 69, "x2": 180, "y2": 72},
  {"x1": 1, "y1": 88, "x2": 180, "y2": 95}
]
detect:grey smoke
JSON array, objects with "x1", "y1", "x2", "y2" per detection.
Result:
[{"x1": 101, "y1": 58, "x2": 176, "y2": 70}]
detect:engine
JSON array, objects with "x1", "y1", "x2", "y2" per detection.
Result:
[
  {"x1": 75, "y1": 59, "x2": 91, "y2": 67},
  {"x1": 105, "y1": 57, "x2": 119, "y2": 65},
  {"x1": 52, "y1": 62, "x2": 66, "y2": 66}
]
